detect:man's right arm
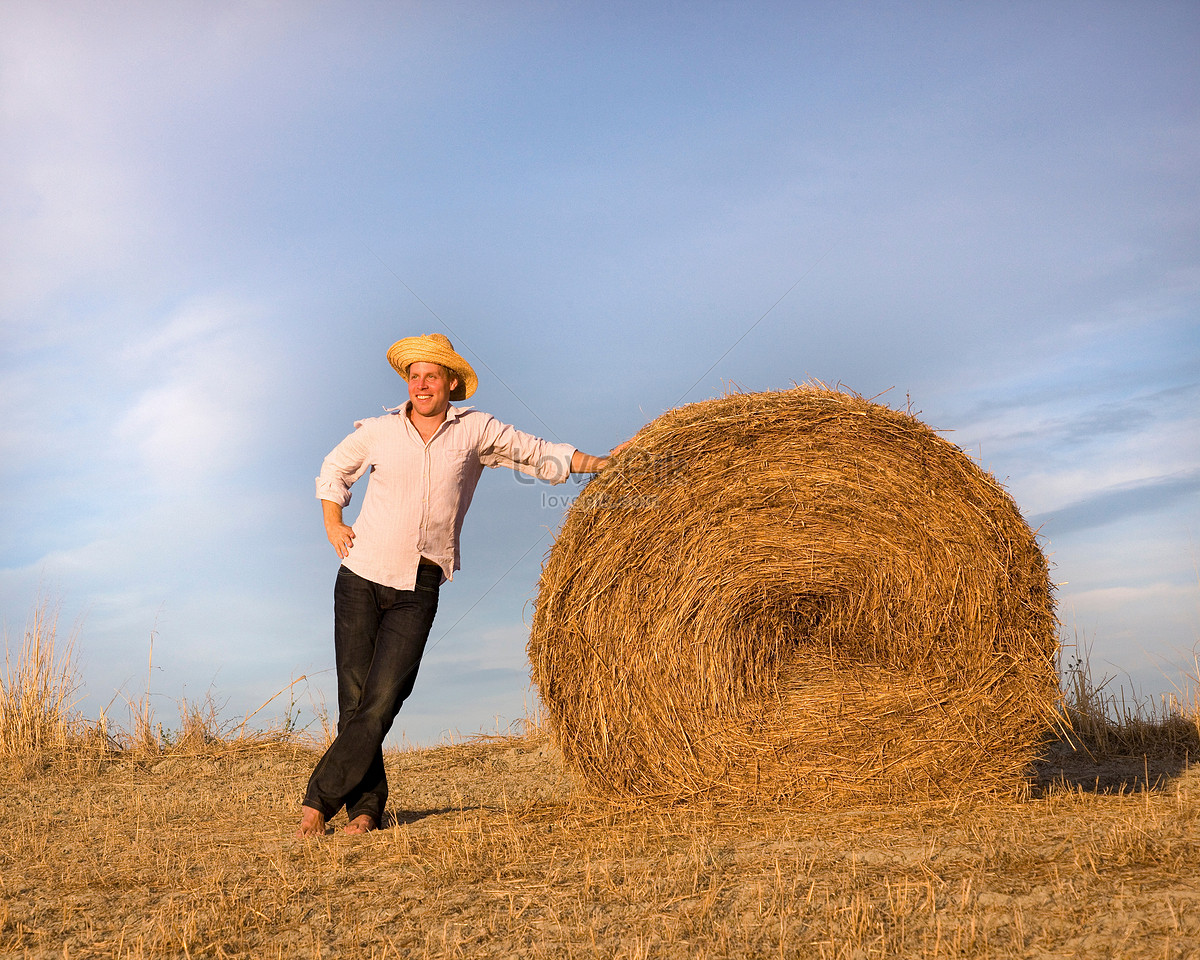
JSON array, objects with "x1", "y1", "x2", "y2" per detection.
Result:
[
  {"x1": 322, "y1": 499, "x2": 356, "y2": 559},
  {"x1": 316, "y1": 419, "x2": 375, "y2": 559}
]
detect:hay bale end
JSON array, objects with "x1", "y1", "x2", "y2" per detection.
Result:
[{"x1": 529, "y1": 387, "x2": 1058, "y2": 803}]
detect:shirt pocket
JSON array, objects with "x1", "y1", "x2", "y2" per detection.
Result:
[{"x1": 439, "y1": 441, "x2": 477, "y2": 482}]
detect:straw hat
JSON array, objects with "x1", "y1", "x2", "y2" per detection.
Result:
[{"x1": 386, "y1": 333, "x2": 478, "y2": 400}]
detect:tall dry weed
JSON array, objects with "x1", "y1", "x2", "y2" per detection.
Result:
[
  {"x1": 0, "y1": 602, "x2": 81, "y2": 756},
  {"x1": 1059, "y1": 640, "x2": 1200, "y2": 759}
]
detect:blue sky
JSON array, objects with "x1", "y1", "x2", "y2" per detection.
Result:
[{"x1": 2, "y1": 1, "x2": 1197, "y2": 745}]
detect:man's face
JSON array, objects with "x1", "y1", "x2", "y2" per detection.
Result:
[{"x1": 407, "y1": 361, "x2": 458, "y2": 418}]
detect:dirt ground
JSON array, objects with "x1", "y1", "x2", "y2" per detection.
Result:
[{"x1": 2, "y1": 736, "x2": 1198, "y2": 959}]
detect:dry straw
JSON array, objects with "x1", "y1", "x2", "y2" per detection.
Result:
[{"x1": 529, "y1": 386, "x2": 1058, "y2": 803}]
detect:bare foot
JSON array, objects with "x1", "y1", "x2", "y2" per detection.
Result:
[
  {"x1": 343, "y1": 813, "x2": 377, "y2": 835},
  {"x1": 295, "y1": 806, "x2": 327, "y2": 838}
]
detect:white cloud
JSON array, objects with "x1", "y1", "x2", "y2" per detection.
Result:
[
  {"x1": 935, "y1": 327, "x2": 1200, "y2": 517},
  {"x1": 112, "y1": 297, "x2": 274, "y2": 488},
  {"x1": 1067, "y1": 582, "x2": 1199, "y2": 618}
]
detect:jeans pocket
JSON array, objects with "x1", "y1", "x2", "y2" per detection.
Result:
[{"x1": 415, "y1": 565, "x2": 442, "y2": 593}]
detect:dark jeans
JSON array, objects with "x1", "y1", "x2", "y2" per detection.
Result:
[{"x1": 302, "y1": 563, "x2": 441, "y2": 823}]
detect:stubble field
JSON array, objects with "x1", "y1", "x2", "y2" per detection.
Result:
[{"x1": 2, "y1": 731, "x2": 1198, "y2": 959}]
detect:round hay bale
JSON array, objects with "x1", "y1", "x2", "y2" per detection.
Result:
[{"x1": 529, "y1": 386, "x2": 1058, "y2": 803}]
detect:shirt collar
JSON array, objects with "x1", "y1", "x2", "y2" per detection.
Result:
[{"x1": 385, "y1": 401, "x2": 471, "y2": 439}]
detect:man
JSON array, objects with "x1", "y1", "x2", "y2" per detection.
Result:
[{"x1": 296, "y1": 333, "x2": 620, "y2": 838}]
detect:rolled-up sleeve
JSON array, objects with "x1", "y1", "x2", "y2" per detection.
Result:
[
  {"x1": 315, "y1": 420, "x2": 373, "y2": 506},
  {"x1": 476, "y1": 416, "x2": 576, "y2": 484}
]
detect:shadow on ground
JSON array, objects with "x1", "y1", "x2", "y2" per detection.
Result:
[
  {"x1": 384, "y1": 807, "x2": 464, "y2": 828},
  {"x1": 1032, "y1": 739, "x2": 1195, "y2": 795}
]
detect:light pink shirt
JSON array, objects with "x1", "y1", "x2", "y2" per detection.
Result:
[{"x1": 316, "y1": 402, "x2": 576, "y2": 590}]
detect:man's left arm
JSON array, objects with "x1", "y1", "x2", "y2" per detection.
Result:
[
  {"x1": 476, "y1": 415, "x2": 628, "y2": 482},
  {"x1": 571, "y1": 444, "x2": 630, "y2": 474}
]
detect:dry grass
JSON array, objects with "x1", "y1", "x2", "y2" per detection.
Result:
[
  {"x1": 3, "y1": 609, "x2": 1200, "y2": 957},
  {"x1": 531, "y1": 386, "x2": 1058, "y2": 803},
  {"x1": 0, "y1": 603, "x2": 307, "y2": 765},
  {"x1": 0, "y1": 602, "x2": 84, "y2": 757},
  {"x1": 2, "y1": 733, "x2": 1198, "y2": 959},
  {"x1": 1059, "y1": 646, "x2": 1200, "y2": 760}
]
